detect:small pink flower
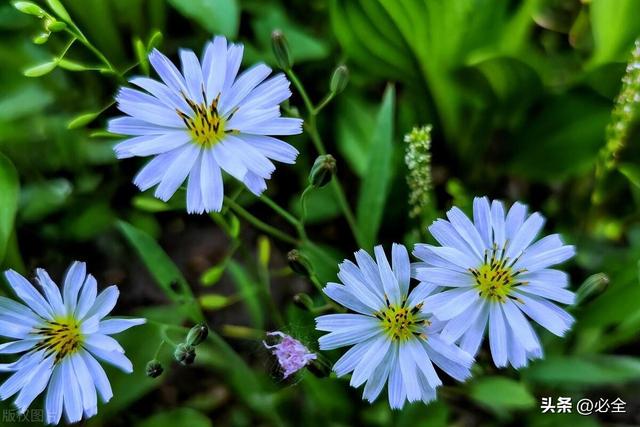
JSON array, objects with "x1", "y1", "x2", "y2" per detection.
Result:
[{"x1": 264, "y1": 331, "x2": 317, "y2": 378}]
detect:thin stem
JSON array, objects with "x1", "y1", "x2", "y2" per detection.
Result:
[
  {"x1": 300, "y1": 185, "x2": 313, "y2": 226},
  {"x1": 314, "y1": 93, "x2": 334, "y2": 115},
  {"x1": 286, "y1": 70, "x2": 314, "y2": 116},
  {"x1": 153, "y1": 340, "x2": 166, "y2": 359},
  {"x1": 259, "y1": 194, "x2": 300, "y2": 229},
  {"x1": 224, "y1": 196, "x2": 299, "y2": 245},
  {"x1": 63, "y1": 27, "x2": 117, "y2": 74}
]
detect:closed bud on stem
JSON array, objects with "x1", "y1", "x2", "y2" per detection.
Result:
[
  {"x1": 309, "y1": 154, "x2": 336, "y2": 188},
  {"x1": 12, "y1": 1, "x2": 46, "y2": 17},
  {"x1": 45, "y1": 18, "x2": 66, "y2": 32},
  {"x1": 287, "y1": 249, "x2": 313, "y2": 277},
  {"x1": 293, "y1": 293, "x2": 315, "y2": 311},
  {"x1": 271, "y1": 30, "x2": 292, "y2": 70},
  {"x1": 186, "y1": 322, "x2": 209, "y2": 347},
  {"x1": 32, "y1": 32, "x2": 50, "y2": 45},
  {"x1": 174, "y1": 343, "x2": 196, "y2": 366},
  {"x1": 329, "y1": 65, "x2": 349, "y2": 95},
  {"x1": 145, "y1": 359, "x2": 164, "y2": 378},
  {"x1": 575, "y1": 273, "x2": 609, "y2": 305}
]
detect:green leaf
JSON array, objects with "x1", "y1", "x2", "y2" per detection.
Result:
[
  {"x1": 117, "y1": 220, "x2": 203, "y2": 322},
  {"x1": 167, "y1": 0, "x2": 239, "y2": 38},
  {"x1": 134, "y1": 37, "x2": 149, "y2": 75},
  {"x1": 200, "y1": 264, "x2": 226, "y2": 286},
  {"x1": 469, "y1": 377, "x2": 536, "y2": 412},
  {"x1": 67, "y1": 111, "x2": 100, "y2": 129},
  {"x1": 524, "y1": 355, "x2": 640, "y2": 386},
  {"x1": 136, "y1": 408, "x2": 212, "y2": 427},
  {"x1": 57, "y1": 58, "x2": 97, "y2": 72},
  {"x1": 226, "y1": 260, "x2": 263, "y2": 328},
  {"x1": 23, "y1": 61, "x2": 57, "y2": 77},
  {"x1": 618, "y1": 163, "x2": 640, "y2": 188},
  {"x1": 590, "y1": 0, "x2": 640, "y2": 66},
  {"x1": 199, "y1": 293, "x2": 232, "y2": 310},
  {"x1": 147, "y1": 30, "x2": 163, "y2": 50},
  {"x1": 19, "y1": 178, "x2": 71, "y2": 223},
  {"x1": 356, "y1": 85, "x2": 395, "y2": 249},
  {"x1": 0, "y1": 153, "x2": 19, "y2": 264},
  {"x1": 336, "y1": 95, "x2": 376, "y2": 177},
  {"x1": 46, "y1": 0, "x2": 72, "y2": 23}
]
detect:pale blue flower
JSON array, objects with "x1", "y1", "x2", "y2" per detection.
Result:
[
  {"x1": 109, "y1": 36, "x2": 302, "y2": 213},
  {"x1": 413, "y1": 197, "x2": 576, "y2": 369},
  {"x1": 0, "y1": 262, "x2": 145, "y2": 424},
  {"x1": 316, "y1": 244, "x2": 473, "y2": 409}
]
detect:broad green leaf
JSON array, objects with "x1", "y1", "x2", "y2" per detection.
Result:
[
  {"x1": 590, "y1": 0, "x2": 640, "y2": 66},
  {"x1": 117, "y1": 220, "x2": 203, "y2": 322},
  {"x1": 23, "y1": 61, "x2": 57, "y2": 77},
  {"x1": 167, "y1": 0, "x2": 239, "y2": 38},
  {"x1": 19, "y1": 178, "x2": 71, "y2": 223},
  {"x1": 67, "y1": 111, "x2": 100, "y2": 129},
  {"x1": 0, "y1": 153, "x2": 19, "y2": 264},
  {"x1": 469, "y1": 377, "x2": 536, "y2": 412},
  {"x1": 136, "y1": 408, "x2": 212, "y2": 427},
  {"x1": 524, "y1": 355, "x2": 640, "y2": 386},
  {"x1": 356, "y1": 85, "x2": 395, "y2": 249},
  {"x1": 226, "y1": 260, "x2": 263, "y2": 328}
]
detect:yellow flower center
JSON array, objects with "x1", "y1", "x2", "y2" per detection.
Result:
[
  {"x1": 34, "y1": 317, "x2": 83, "y2": 363},
  {"x1": 376, "y1": 303, "x2": 426, "y2": 341},
  {"x1": 471, "y1": 262, "x2": 516, "y2": 302},
  {"x1": 176, "y1": 94, "x2": 235, "y2": 148}
]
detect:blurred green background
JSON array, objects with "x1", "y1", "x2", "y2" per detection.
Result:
[{"x1": 1, "y1": 0, "x2": 640, "y2": 425}]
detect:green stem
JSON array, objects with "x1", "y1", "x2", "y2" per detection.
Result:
[
  {"x1": 259, "y1": 194, "x2": 299, "y2": 229},
  {"x1": 63, "y1": 27, "x2": 117, "y2": 74},
  {"x1": 286, "y1": 70, "x2": 315, "y2": 116},
  {"x1": 224, "y1": 196, "x2": 299, "y2": 245},
  {"x1": 314, "y1": 93, "x2": 334, "y2": 115},
  {"x1": 300, "y1": 185, "x2": 313, "y2": 226}
]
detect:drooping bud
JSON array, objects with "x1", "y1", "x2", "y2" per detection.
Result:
[
  {"x1": 293, "y1": 293, "x2": 315, "y2": 311},
  {"x1": 32, "y1": 32, "x2": 50, "y2": 45},
  {"x1": 12, "y1": 1, "x2": 46, "y2": 17},
  {"x1": 271, "y1": 30, "x2": 292, "y2": 71},
  {"x1": 186, "y1": 322, "x2": 209, "y2": 347},
  {"x1": 575, "y1": 273, "x2": 609, "y2": 305},
  {"x1": 174, "y1": 343, "x2": 196, "y2": 366},
  {"x1": 44, "y1": 18, "x2": 66, "y2": 32},
  {"x1": 145, "y1": 359, "x2": 164, "y2": 378},
  {"x1": 263, "y1": 331, "x2": 316, "y2": 378},
  {"x1": 287, "y1": 249, "x2": 313, "y2": 277},
  {"x1": 329, "y1": 65, "x2": 349, "y2": 95},
  {"x1": 309, "y1": 154, "x2": 336, "y2": 188}
]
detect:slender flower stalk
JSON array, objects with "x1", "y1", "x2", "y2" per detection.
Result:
[
  {"x1": 412, "y1": 197, "x2": 576, "y2": 368},
  {"x1": 0, "y1": 262, "x2": 145, "y2": 424}
]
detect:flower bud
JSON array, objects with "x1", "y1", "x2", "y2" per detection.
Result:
[
  {"x1": 287, "y1": 250, "x2": 313, "y2": 277},
  {"x1": 186, "y1": 322, "x2": 209, "y2": 347},
  {"x1": 271, "y1": 30, "x2": 292, "y2": 70},
  {"x1": 45, "y1": 19, "x2": 66, "y2": 32},
  {"x1": 293, "y1": 293, "x2": 315, "y2": 311},
  {"x1": 32, "y1": 32, "x2": 50, "y2": 45},
  {"x1": 575, "y1": 273, "x2": 609, "y2": 305},
  {"x1": 13, "y1": 1, "x2": 46, "y2": 17},
  {"x1": 329, "y1": 65, "x2": 349, "y2": 95},
  {"x1": 145, "y1": 359, "x2": 164, "y2": 378},
  {"x1": 309, "y1": 154, "x2": 336, "y2": 188},
  {"x1": 174, "y1": 343, "x2": 196, "y2": 366}
]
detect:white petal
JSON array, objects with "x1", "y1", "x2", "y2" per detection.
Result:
[
  {"x1": 350, "y1": 334, "x2": 391, "y2": 388},
  {"x1": 237, "y1": 134, "x2": 298, "y2": 164},
  {"x1": 505, "y1": 202, "x2": 527, "y2": 241},
  {"x1": 318, "y1": 326, "x2": 382, "y2": 351},
  {"x1": 432, "y1": 290, "x2": 479, "y2": 321},
  {"x1": 362, "y1": 343, "x2": 395, "y2": 403},
  {"x1": 202, "y1": 36, "x2": 227, "y2": 100},
  {"x1": 179, "y1": 49, "x2": 204, "y2": 104},
  {"x1": 491, "y1": 200, "x2": 506, "y2": 247},
  {"x1": 407, "y1": 339, "x2": 441, "y2": 388},
  {"x1": 45, "y1": 365, "x2": 64, "y2": 425},
  {"x1": 512, "y1": 292, "x2": 574, "y2": 336},
  {"x1": 133, "y1": 148, "x2": 183, "y2": 191},
  {"x1": 414, "y1": 267, "x2": 474, "y2": 287},
  {"x1": 4, "y1": 270, "x2": 53, "y2": 320},
  {"x1": 200, "y1": 149, "x2": 224, "y2": 213},
  {"x1": 81, "y1": 351, "x2": 113, "y2": 403},
  {"x1": 332, "y1": 339, "x2": 373, "y2": 377},
  {"x1": 353, "y1": 249, "x2": 386, "y2": 300},
  {"x1": 473, "y1": 197, "x2": 492, "y2": 248},
  {"x1": 85, "y1": 344, "x2": 133, "y2": 373},
  {"x1": 501, "y1": 299, "x2": 539, "y2": 351},
  {"x1": 391, "y1": 243, "x2": 411, "y2": 299},
  {"x1": 505, "y1": 213, "x2": 545, "y2": 259},
  {"x1": 387, "y1": 351, "x2": 406, "y2": 410},
  {"x1": 154, "y1": 144, "x2": 201, "y2": 202},
  {"x1": 75, "y1": 274, "x2": 98, "y2": 320},
  {"x1": 63, "y1": 261, "x2": 87, "y2": 315},
  {"x1": 398, "y1": 343, "x2": 421, "y2": 401},
  {"x1": 61, "y1": 356, "x2": 83, "y2": 424},
  {"x1": 83, "y1": 286, "x2": 119, "y2": 321},
  {"x1": 446, "y1": 207, "x2": 486, "y2": 258},
  {"x1": 323, "y1": 283, "x2": 375, "y2": 315},
  {"x1": 315, "y1": 314, "x2": 379, "y2": 332},
  {"x1": 35, "y1": 269, "x2": 65, "y2": 316},
  {"x1": 374, "y1": 245, "x2": 402, "y2": 305},
  {"x1": 14, "y1": 355, "x2": 53, "y2": 413},
  {"x1": 440, "y1": 299, "x2": 486, "y2": 343},
  {"x1": 489, "y1": 303, "x2": 508, "y2": 367},
  {"x1": 70, "y1": 353, "x2": 98, "y2": 418},
  {"x1": 83, "y1": 334, "x2": 125, "y2": 353},
  {"x1": 98, "y1": 318, "x2": 146, "y2": 335}
]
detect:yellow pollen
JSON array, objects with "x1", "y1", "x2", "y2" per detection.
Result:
[
  {"x1": 177, "y1": 94, "x2": 233, "y2": 148},
  {"x1": 34, "y1": 317, "x2": 83, "y2": 363},
  {"x1": 471, "y1": 263, "x2": 515, "y2": 303},
  {"x1": 376, "y1": 304, "x2": 424, "y2": 341}
]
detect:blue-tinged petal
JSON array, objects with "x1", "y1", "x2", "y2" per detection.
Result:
[
  {"x1": 520, "y1": 269, "x2": 569, "y2": 288},
  {"x1": 428, "y1": 219, "x2": 476, "y2": 256},
  {"x1": 413, "y1": 244, "x2": 467, "y2": 272},
  {"x1": 0, "y1": 350, "x2": 43, "y2": 400},
  {"x1": 488, "y1": 303, "x2": 508, "y2": 367},
  {"x1": 75, "y1": 274, "x2": 98, "y2": 320},
  {"x1": 200, "y1": 149, "x2": 224, "y2": 213},
  {"x1": 179, "y1": 49, "x2": 204, "y2": 104},
  {"x1": 333, "y1": 340, "x2": 373, "y2": 377},
  {"x1": 133, "y1": 147, "x2": 183, "y2": 191},
  {"x1": 398, "y1": 343, "x2": 421, "y2": 401},
  {"x1": 14, "y1": 355, "x2": 53, "y2": 414},
  {"x1": 460, "y1": 303, "x2": 489, "y2": 356},
  {"x1": 501, "y1": 299, "x2": 539, "y2": 351},
  {"x1": 416, "y1": 245, "x2": 477, "y2": 271},
  {"x1": 63, "y1": 261, "x2": 86, "y2": 315},
  {"x1": 80, "y1": 351, "x2": 113, "y2": 403},
  {"x1": 514, "y1": 245, "x2": 575, "y2": 272},
  {"x1": 353, "y1": 249, "x2": 386, "y2": 300},
  {"x1": 432, "y1": 289, "x2": 479, "y2": 321},
  {"x1": 505, "y1": 201, "x2": 527, "y2": 241},
  {"x1": 80, "y1": 316, "x2": 99, "y2": 335},
  {"x1": 363, "y1": 342, "x2": 395, "y2": 403},
  {"x1": 422, "y1": 288, "x2": 472, "y2": 315},
  {"x1": 521, "y1": 234, "x2": 563, "y2": 259},
  {"x1": 413, "y1": 267, "x2": 474, "y2": 287},
  {"x1": 83, "y1": 334, "x2": 125, "y2": 353},
  {"x1": 155, "y1": 144, "x2": 201, "y2": 201},
  {"x1": 186, "y1": 153, "x2": 205, "y2": 214},
  {"x1": 202, "y1": 36, "x2": 227, "y2": 101},
  {"x1": 108, "y1": 117, "x2": 176, "y2": 136},
  {"x1": 406, "y1": 282, "x2": 440, "y2": 308},
  {"x1": 424, "y1": 344, "x2": 472, "y2": 382},
  {"x1": 0, "y1": 339, "x2": 39, "y2": 354},
  {"x1": 4, "y1": 270, "x2": 53, "y2": 320},
  {"x1": 61, "y1": 356, "x2": 83, "y2": 424},
  {"x1": 220, "y1": 63, "x2": 271, "y2": 115},
  {"x1": 211, "y1": 140, "x2": 248, "y2": 181},
  {"x1": 491, "y1": 200, "x2": 506, "y2": 246},
  {"x1": 35, "y1": 269, "x2": 65, "y2": 317},
  {"x1": 225, "y1": 135, "x2": 275, "y2": 178},
  {"x1": 416, "y1": 371, "x2": 437, "y2": 404},
  {"x1": 223, "y1": 43, "x2": 244, "y2": 93},
  {"x1": 0, "y1": 320, "x2": 32, "y2": 340},
  {"x1": 323, "y1": 283, "x2": 375, "y2": 315},
  {"x1": 350, "y1": 335, "x2": 391, "y2": 388},
  {"x1": 338, "y1": 260, "x2": 385, "y2": 310},
  {"x1": 45, "y1": 365, "x2": 64, "y2": 425},
  {"x1": 239, "y1": 73, "x2": 291, "y2": 110},
  {"x1": 374, "y1": 245, "x2": 402, "y2": 305},
  {"x1": 517, "y1": 284, "x2": 575, "y2": 305},
  {"x1": 85, "y1": 344, "x2": 133, "y2": 373},
  {"x1": 114, "y1": 131, "x2": 191, "y2": 159},
  {"x1": 129, "y1": 76, "x2": 190, "y2": 111},
  {"x1": 240, "y1": 117, "x2": 303, "y2": 136},
  {"x1": 0, "y1": 296, "x2": 40, "y2": 327},
  {"x1": 506, "y1": 324, "x2": 528, "y2": 368},
  {"x1": 315, "y1": 313, "x2": 378, "y2": 332},
  {"x1": 391, "y1": 244, "x2": 411, "y2": 299},
  {"x1": 387, "y1": 351, "x2": 406, "y2": 410},
  {"x1": 318, "y1": 325, "x2": 381, "y2": 351},
  {"x1": 473, "y1": 197, "x2": 492, "y2": 248},
  {"x1": 84, "y1": 286, "x2": 119, "y2": 321},
  {"x1": 407, "y1": 339, "x2": 441, "y2": 388},
  {"x1": 70, "y1": 353, "x2": 97, "y2": 418},
  {"x1": 116, "y1": 92, "x2": 184, "y2": 128},
  {"x1": 148, "y1": 48, "x2": 188, "y2": 95},
  {"x1": 505, "y1": 212, "x2": 545, "y2": 259},
  {"x1": 440, "y1": 300, "x2": 486, "y2": 343},
  {"x1": 237, "y1": 134, "x2": 298, "y2": 164},
  {"x1": 242, "y1": 171, "x2": 267, "y2": 196},
  {"x1": 447, "y1": 206, "x2": 486, "y2": 258},
  {"x1": 98, "y1": 318, "x2": 146, "y2": 335},
  {"x1": 227, "y1": 106, "x2": 280, "y2": 130},
  {"x1": 426, "y1": 334, "x2": 474, "y2": 368},
  {"x1": 512, "y1": 292, "x2": 574, "y2": 336}
]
